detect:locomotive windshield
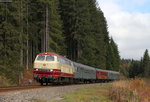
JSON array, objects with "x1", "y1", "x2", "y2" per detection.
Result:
[
  {"x1": 36, "y1": 55, "x2": 54, "y2": 61},
  {"x1": 46, "y1": 56, "x2": 54, "y2": 61},
  {"x1": 37, "y1": 55, "x2": 45, "y2": 61}
]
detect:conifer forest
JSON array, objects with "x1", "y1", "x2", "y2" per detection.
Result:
[{"x1": 0, "y1": 0, "x2": 120, "y2": 84}]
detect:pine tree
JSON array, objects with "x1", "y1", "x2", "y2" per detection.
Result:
[
  {"x1": 90, "y1": 7, "x2": 110, "y2": 68},
  {"x1": 106, "y1": 43, "x2": 114, "y2": 70},
  {"x1": 106, "y1": 38, "x2": 120, "y2": 71},
  {"x1": 59, "y1": 0, "x2": 77, "y2": 60},
  {"x1": 74, "y1": 0, "x2": 95, "y2": 64},
  {"x1": 128, "y1": 60, "x2": 141, "y2": 78},
  {"x1": 26, "y1": 0, "x2": 65, "y2": 66},
  {"x1": 59, "y1": 0, "x2": 112, "y2": 69},
  {"x1": 0, "y1": 1, "x2": 26, "y2": 84},
  {"x1": 48, "y1": 0, "x2": 65, "y2": 54},
  {"x1": 142, "y1": 49, "x2": 150, "y2": 77}
]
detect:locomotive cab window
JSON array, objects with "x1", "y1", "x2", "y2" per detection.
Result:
[
  {"x1": 36, "y1": 55, "x2": 45, "y2": 61},
  {"x1": 46, "y1": 56, "x2": 54, "y2": 61}
]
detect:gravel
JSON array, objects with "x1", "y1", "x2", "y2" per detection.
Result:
[{"x1": 0, "y1": 84, "x2": 99, "y2": 102}]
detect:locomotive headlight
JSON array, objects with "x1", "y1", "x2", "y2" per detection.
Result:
[
  {"x1": 35, "y1": 68, "x2": 38, "y2": 71},
  {"x1": 48, "y1": 69, "x2": 53, "y2": 72}
]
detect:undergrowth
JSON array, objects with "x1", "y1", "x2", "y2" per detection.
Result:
[
  {"x1": 0, "y1": 75, "x2": 14, "y2": 86},
  {"x1": 109, "y1": 79, "x2": 150, "y2": 102}
]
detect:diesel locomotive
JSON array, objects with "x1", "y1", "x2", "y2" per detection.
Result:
[{"x1": 33, "y1": 52, "x2": 119, "y2": 85}]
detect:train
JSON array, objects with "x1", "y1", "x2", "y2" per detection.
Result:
[{"x1": 33, "y1": 52, "x2": 119, "y2": 85}]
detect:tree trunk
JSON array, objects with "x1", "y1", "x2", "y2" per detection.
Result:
[{"x1": 45, "y1": 4, "x2": 49, "y2": 52}]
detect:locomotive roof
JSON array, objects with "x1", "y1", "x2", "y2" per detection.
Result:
[
  {"x1": 37, "y1": 52, "x2": 71, "y2": 61},
  {"x1": 38, "y1": 52, "x2": 59, "y2": 56}
]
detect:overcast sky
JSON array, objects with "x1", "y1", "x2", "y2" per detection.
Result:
[{"x1": 97, "y1": 0, "x2": 150, "y2": 60}]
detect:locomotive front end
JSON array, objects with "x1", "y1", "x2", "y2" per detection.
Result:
[{"x1": 33, "y1": 52, "x2": 61, "y2": 85}]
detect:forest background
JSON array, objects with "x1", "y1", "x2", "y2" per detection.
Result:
[{"x1": 0, "y1": 0, "x2": 149, "y2": 85}]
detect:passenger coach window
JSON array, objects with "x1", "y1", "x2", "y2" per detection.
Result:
[
  {"x1": 37, "y1": 55, "x2": 45, "y2": 61},
  {"x1": 46, "y1": 56, "x2": 54, "y2": 61}
]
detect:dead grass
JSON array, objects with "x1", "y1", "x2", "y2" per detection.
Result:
[
  {"x1": 0, "y1": 76, "x2": 15, "y2": 86},
  {"x1": 109, "y1": 78, "x2": 150, "y2": 102},
  {"x1": 143, "y1": 78, "x2": 150, "y2": 87},
  {"x1": 19, "y1": 69, "x2": 39, "y2": 86}
]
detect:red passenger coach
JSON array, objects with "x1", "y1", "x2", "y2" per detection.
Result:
[{"x1": 96, "y1": 69, "x2": 108, "y2": 82}]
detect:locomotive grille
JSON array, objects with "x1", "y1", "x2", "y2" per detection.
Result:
[{"x1": 38, "y1": 69, "x2": 51, "y2": 72}]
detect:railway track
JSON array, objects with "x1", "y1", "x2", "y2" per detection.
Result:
[
  {"x1": 0, "y1": 85, "x2": 52, "y2": 93},
  {"x1": 0, "y1": 83, "x2": 87, "y2": 94}
]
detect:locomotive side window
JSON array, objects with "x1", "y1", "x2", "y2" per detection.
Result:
[
  {"x1": 46, "y1": 56, "x2": 54, "y2": 61},
  {"x1": 37, "y1": 55, "x2": 45, "y2": 61},
  {"x1": 57, "y1": 57, "x2": 62, "y2": 63}
]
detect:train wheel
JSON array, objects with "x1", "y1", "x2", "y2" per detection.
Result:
[
  {"x1": 46, "y1": 82, "x2": 48, "y2": 86},
  {"x1": 40, "y1": 82, "x2": 43, "y2": 86}
]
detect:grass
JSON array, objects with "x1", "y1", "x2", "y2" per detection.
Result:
[{"x1": 60, "y1": 84, "x2": 112, "y2": 102}]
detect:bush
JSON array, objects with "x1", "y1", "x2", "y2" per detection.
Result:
[{"x1": 0, "y1": 65, "x2": 24, "y2": 86}]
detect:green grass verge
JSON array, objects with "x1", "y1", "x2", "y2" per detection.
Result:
[{"x1": 60, "y1": 84, "x2": 112, "y2": 102}]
